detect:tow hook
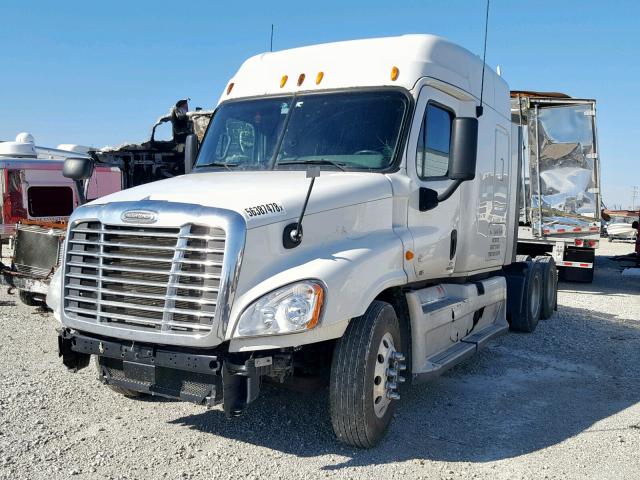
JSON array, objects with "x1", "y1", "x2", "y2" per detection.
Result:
[{"x1": 386, "y1": 351, "x2": 406, "y2": 400}]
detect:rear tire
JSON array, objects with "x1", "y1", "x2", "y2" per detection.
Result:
[
  {"x1": 510, "y1": 260, "x2": 543, "y2": 333},
  {"x1": 330, "y1": 301, "x2": 402, "y2": 448},
  {"x1": 535, "y1": 256, "x2": 557, "y2": 320}
]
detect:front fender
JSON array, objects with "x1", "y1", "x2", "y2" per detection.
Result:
[{"x1": 227, "y1": 203, "x2": 407, "y2": 352}]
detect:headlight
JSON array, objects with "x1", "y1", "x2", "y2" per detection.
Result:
[{"x1": 235, "y1": 281, "x2": 324, "y2": 337}]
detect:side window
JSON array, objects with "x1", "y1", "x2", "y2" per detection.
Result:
[{"x1": 416, "y1": 103, "x2": 454, "y2": 179}]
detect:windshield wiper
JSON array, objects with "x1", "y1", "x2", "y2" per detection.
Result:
[
  {"x1": 195, "y1": 162, "x2": 238, "y2": 171},
  {"x1": 278, "y1": 159, "x2": 346, "y2": 171}
]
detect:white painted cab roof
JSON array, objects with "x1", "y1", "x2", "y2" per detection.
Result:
[{"x1": 221, "y1": 34, "x2": 508, "y2": 113}]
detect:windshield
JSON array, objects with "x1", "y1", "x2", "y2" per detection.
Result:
[{"x1": 194, "y1": 90, "x2": 408, "y2": 171}]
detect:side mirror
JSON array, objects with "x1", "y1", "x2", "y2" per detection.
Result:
[
  {"x1": 419, "y1": 117, "x2": 479, "y2": 211},
  {"x1": 63, "y1": 157, "x2": 94, "y2": 181},
  {"x1": 63, "y1": 157, "x2": 94, "y2": 206},
  {"x1": 448, "y1": 117, "x2": 478, "y2": 181},
  {"x1": 184, "y1": 134, "x2": 198, "y2": 174}
]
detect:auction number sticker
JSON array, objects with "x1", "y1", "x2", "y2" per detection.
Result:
[{"x1": 243, "y1": 202, "x2": 286, "y2": 219}]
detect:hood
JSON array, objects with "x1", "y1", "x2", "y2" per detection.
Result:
[{"x1": 90, "y1": 170, "x2": 392, "y2": 228}]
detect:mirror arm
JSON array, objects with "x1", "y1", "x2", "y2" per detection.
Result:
[
  {"x1": 437, "y1": 179, "x2": 463, "y2": 203},
  {"x1": 74, "y1": 179, "x2": 87, "y2": 205}
]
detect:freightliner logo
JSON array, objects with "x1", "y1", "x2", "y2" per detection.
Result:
[{"x1": 121, "y1": 210, "x2": 158, "y2": 224}]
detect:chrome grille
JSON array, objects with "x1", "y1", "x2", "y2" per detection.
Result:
[{"x1": 63, "y1": 222, "x2": 226, "y2": 335}]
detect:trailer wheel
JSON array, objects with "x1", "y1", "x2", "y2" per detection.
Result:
[
  {"x1": 95, "y1": 360, "x2": 145, "y2": 398},
  {"x1": 18, "y1": 290, "x2": 45, "y2": 307},
  {"x1": 329, "y1": 301, "x2": 404, "y2": 448},
  {"x1": 535, "y1": 256, "x2": 557, "y2": 319},
  {"x1": 510, "y1": 261, "x2": 543, "y2": 333}
]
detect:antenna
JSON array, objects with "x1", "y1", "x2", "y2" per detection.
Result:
[
  {"x1": 476, "y1": 0, "x2": 490, "y2": 118},
  {"x1": 270, "y1": 24, "x2": 274, "y2": 52}
]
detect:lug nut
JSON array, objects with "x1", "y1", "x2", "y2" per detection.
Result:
[
  {"x1": 387, "y1": 391, "x2": 400, "y2": 400},
  {"x1": 386, "y1": 368, "x2": 398, "y2": 378},
  {"x1": 392, "y1": 352, "x2": 405, "y2": 362},
  {"x1": 397, "y1": 363, "x2": 407, "y2": 371},
  {"x1": 397, "y1": 376, "x2": 406, "y2": 383},
  {"x1": 386, "y1": 381, "x2": 398, "y2": 390}
]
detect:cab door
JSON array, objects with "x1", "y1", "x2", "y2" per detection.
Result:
[{"x1": 407, "y1": 86, "x2": 463, "y2": 280}]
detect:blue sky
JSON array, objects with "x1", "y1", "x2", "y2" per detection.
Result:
[{"x1": 0, "y1": 0, "x2": 638, "y2": 207}]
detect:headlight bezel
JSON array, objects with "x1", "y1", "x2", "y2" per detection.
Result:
[{"x1": 233, "y1": 279, "x2": 326, "y2": 338}]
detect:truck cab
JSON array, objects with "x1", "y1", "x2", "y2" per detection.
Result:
[{"x1": 52, "y1": 35, "x2": 554, "y2": 447}]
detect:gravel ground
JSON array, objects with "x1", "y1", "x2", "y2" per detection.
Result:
[{"x1": 0, "y1": 241, "x2": 638, "y2": 480}]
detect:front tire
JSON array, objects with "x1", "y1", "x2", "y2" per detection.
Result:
[{"x1": 329, "y1": 301, "x2": 402, "y2": 448}]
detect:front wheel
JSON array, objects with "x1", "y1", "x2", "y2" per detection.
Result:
[{"x1": 329, "y1": 301, "x2": 406, "y2": 448}]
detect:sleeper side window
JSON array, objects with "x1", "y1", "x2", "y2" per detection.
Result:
[{"x1": 416, "y1": 103, "x2": 454, "y2": 179}]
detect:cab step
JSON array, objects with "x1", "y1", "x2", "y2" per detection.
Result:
[{"x1": 413, "y1": 316, "x2": 508, "y2": 383}]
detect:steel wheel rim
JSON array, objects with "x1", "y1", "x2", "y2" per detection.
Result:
[{"x1": 373, "y1": 332, "x2": 395, "y2": 418}]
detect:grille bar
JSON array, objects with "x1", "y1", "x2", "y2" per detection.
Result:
[
  {"x1": 69, "y1": 239, "x2": 220, "y2": 253},
  {"x1": 66, "y1": 251, "x2": 223, "y2": 266},
  {"x1": 66, "y1": 272, "x2": 219, "y2": 292},
  {"x1": 66, "y1": 261, "x2": 221, "y2": 279},
  {"x1": 70, "y1": 228, "x2": 225, "y2": 242},
  {"x1": 65, "y1": 295, "x2": 215, "y2": 317},
  {"x1": 65, "y1": 307, "x2": 212, "y2": 332},
  {"x1": 65, "y1": 285, "x2": 217, "y2": 305}
]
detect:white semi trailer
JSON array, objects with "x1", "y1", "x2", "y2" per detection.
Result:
[{"x1": 50, "y1": 35, "x2": 558, "y2": 448}]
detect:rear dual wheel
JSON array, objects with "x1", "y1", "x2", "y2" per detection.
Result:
[
  {"x1": 510, "y1": 259, "x2": 544, "y2": 332},
  {"x1": 535, "y1": 256, "x2": 557, "y2": 320}
]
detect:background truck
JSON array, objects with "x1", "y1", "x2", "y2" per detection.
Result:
[
  {"x1": 0, "y1": 136, "x2": 121, "y2": 305},
  {"x1": 512, "y1": 92, "x2": 601, "y2": 282},
  {"x1": 51, "y1": 34, "x2": 558, "y2": 448},
  {"x1": 90, "y1": 100, "x2": 213, "y2": 188}
]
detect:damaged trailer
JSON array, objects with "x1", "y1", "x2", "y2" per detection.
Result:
[{"x1": 512, "y1": 91, "x2": 602, "y2": 282}]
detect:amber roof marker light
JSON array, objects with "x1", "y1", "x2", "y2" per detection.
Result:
[
  {"x1": 316, "y1": 71, "x2": 324, "y2": 85},
  {"x1": 391, "y1": 66, "x2": 399, "y2": 81},
  {"x1": 280, "y1": 75, "x2": 288, "y2": 88},
  {"x1": 226, "y1": 82, "x2": 234, "y2": 95},
  {"x1": 297, "y1": 73, "x2": 306, "y2": 86}
]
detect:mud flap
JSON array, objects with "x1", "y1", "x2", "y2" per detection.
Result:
[{"x1": 503, "y1": 263, "x2": 527, "y2": 326}]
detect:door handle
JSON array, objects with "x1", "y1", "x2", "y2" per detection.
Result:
[{"x1": 450, "y1": 229, "x2": 457, "y2": 260}]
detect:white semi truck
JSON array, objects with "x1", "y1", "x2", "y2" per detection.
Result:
[{"x1": 50, "y1": 35, "x2": 558, "y2": 448}]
